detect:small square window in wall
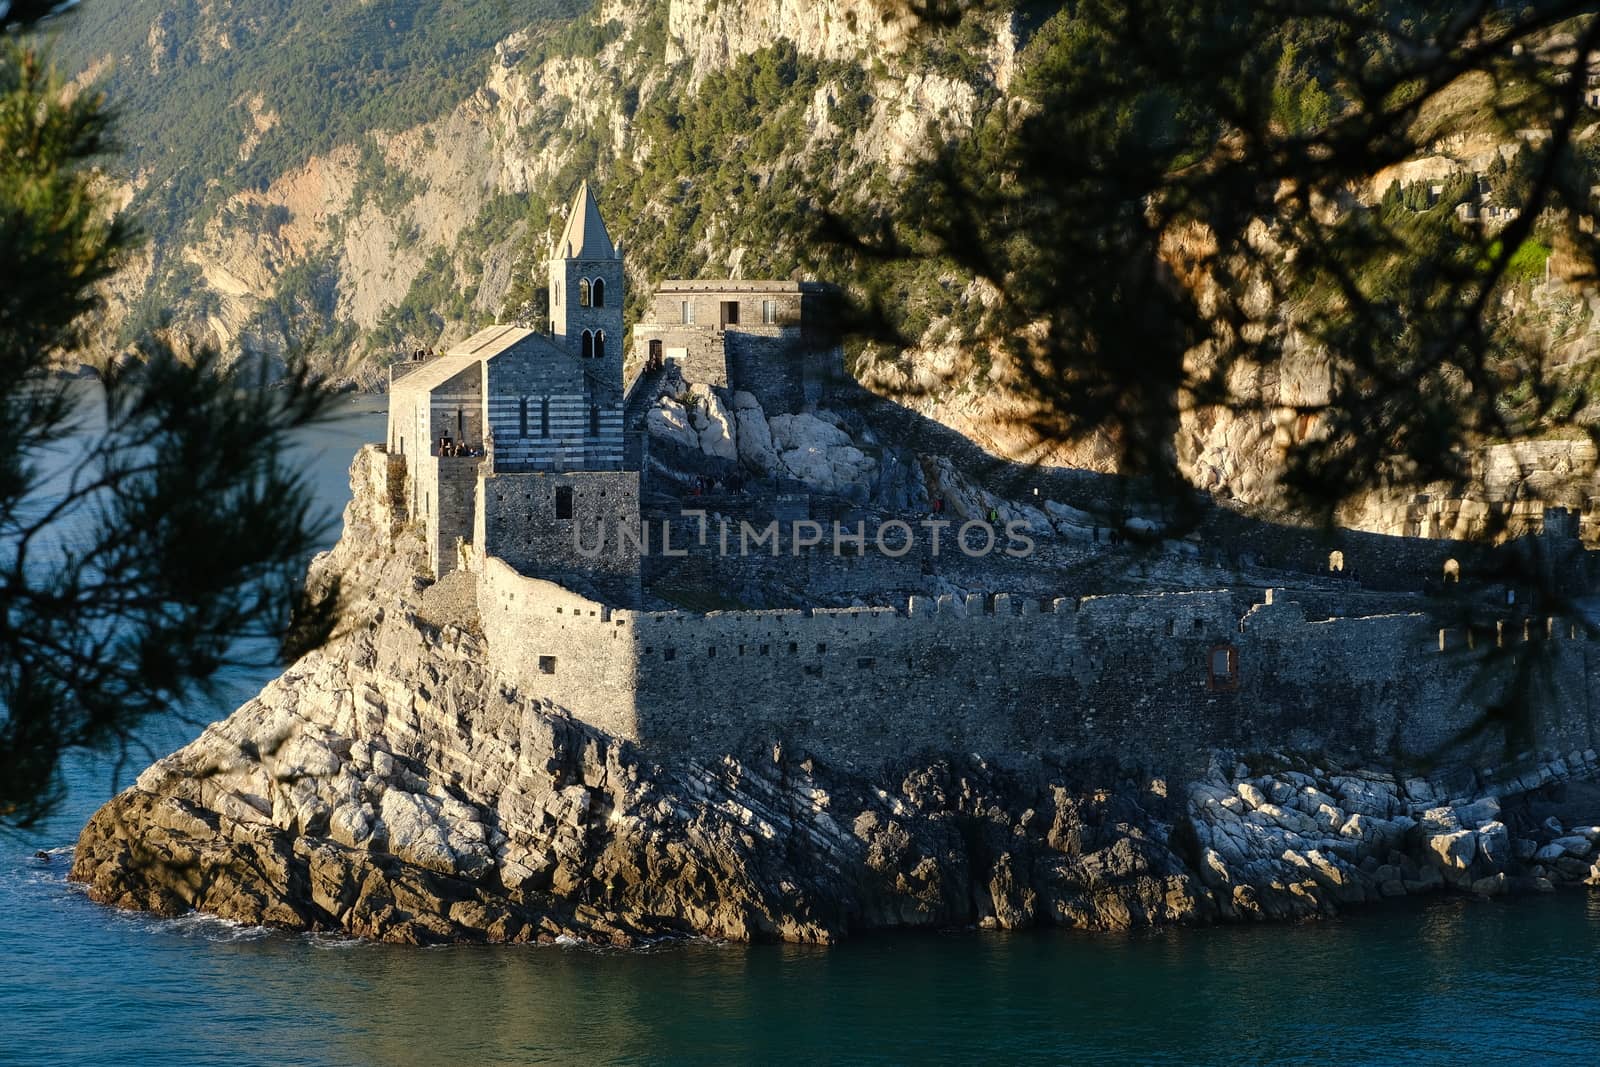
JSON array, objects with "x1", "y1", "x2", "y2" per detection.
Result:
[
  {"x1": 788, "y1": 642, "x2": 798, "y2": 655},
  {"x1": 708, "y1": 647, "x2": 716, "y2": 658},
  {"x1": 760, "y1": 644, "x2": 770, "y2": 656},
  {"x1": 664, "y1": 648, "x2": 677, "y2": 661},
  {"x1": 817, "y1": 643, "x2": 827, "y2": 654},
  {"x1": 857, "y1": 657, "x2": 876, "y2": 669},
  {"x1": 1207, "y1": 644, "x2": 1239, "y2": 692},
  {"x1": 539, "y1": 656, "x2": 557, "y2": 675}
]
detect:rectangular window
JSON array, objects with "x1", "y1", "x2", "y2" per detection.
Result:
[
  {"x1": 681, "y1": 299, "x2": 693, "y2": 324},
  {"x1": 857, "y1": 657, "x2": 875, "y2": 669},
  {"x1": 538, "y1": 656, "x2": 556, "y2": 675},
  {"x1": 664, "y1": 648, "x2": 676, "y2": 662},
  {"x1": 762, "y1": 299, "x2": 777, "y2": 324},
  {"x1": 1207, "y1": 644, "x2": 1240, "y2": 692},
  {"x1": 721, "y1": 300, "x2": 740, "y2": 327},
  {"x1": 817, "y1": 643, "x2": 827, "y2": 654},
  {"x1": 555, "y1": 486, "x2": 573, "y2": 520}
]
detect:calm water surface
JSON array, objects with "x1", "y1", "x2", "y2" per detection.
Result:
[{"x1": 3, "y1": 394, "x2": 1600, "y2": 1066}]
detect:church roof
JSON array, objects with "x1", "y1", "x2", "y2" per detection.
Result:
[
  {"x1": 555, "y1": 181, "x2": 616, "y2": 260},
  {"x1": 388, "y1": 351, "x2": 482, "y2": 396},
  {"x1": 454, "y1": 324, "x2": 537, "y2": 360},
  {"x1": 390, "y1": 326, "x2": 564, "y2": 396}
]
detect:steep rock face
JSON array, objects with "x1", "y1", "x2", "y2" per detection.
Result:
[
  {"x1": 66, "y1": 0, "x2": 1600, "y2": 533},
  {"x1": 68, "y1": 448, "x2": 1600, "y2": 943},
  {"x1": 68, "y1": 0, "x2": 1012, "y2": 385},
  {"x1": 68, "y1": 449, "x2": 1204, "y2": 942}
]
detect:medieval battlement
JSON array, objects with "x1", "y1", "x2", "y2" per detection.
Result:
[
  {"x1": 471, "y1": 549, "x2": 1600, "y2": 771},
  {"x1": 381, "y1": 181, "x2": 1600, "y2": 772}
]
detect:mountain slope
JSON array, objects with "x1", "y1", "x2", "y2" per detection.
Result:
[{"x1": 46, "y1": 0, "x2": 1600, "y2": 533}]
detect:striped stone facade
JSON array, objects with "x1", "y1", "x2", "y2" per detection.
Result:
[{"x1": 383, "y1": 183, "x2": 639, "y2": 594}]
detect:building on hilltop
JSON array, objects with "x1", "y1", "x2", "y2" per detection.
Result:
[
  {"x1": 384, "y1": 181, "x2": 841, "y2": 605},
  {"x1": 631, "y1": 279, "x2": 842, "y2": 413},
  {"x1": 386, "y1": 182, "x2": 638, "y2": 601}
]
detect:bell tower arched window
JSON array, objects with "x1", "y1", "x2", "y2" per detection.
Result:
[
  {"x1": 581, "y1": 330, "x2": 593, "y2": 358},
  {"x1": 594, "y1": 330, "x2": 605, "y2": 361},
  {"x1": 578, "y1": 279, "x2": 591, "y2": 307},
  {"x1": 592, "y1": 278, "x2": 605, "y2": 307},
  {"x1": 540, "y1": 397, "x2": 551, "y2": 437},
  {"x1": 589, "y1": 404, "x2": 600, "y2": 437}
]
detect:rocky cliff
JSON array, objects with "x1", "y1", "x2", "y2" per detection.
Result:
[
  {"x1": 55, "y1": 1, "x2": 1600, "y2": 527},
  {"x1": 68, "y1": 446, "x2": 1600, "y2": 943}
]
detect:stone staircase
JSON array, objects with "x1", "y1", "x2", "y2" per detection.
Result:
[{"x1": 622, "y1": 363, "x2": 671, "y2": 472}]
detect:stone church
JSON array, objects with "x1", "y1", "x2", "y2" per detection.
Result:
[
  {"x1": 387, "y1": 181, "x2": 639, "y2": 602},
  {"x1": 385, "y1": 181, "x2": 838, "y2": 605}
]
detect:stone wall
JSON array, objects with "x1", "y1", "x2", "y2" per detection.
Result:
[
  {"x1": 644, "y1": 282, "x2": 806, "y2": 332},
  {"x1": 632, "y1": 280, "x2": 841, "y2": 413},
  {"x1": 638, "y1": 505, "x2": 1099, "y2": 605},
  {"x1": 428, "y1": 457, "x2": 481, "y2": 578},
  {"x1": 478, "y1": 557, "x2": 641, "y2": 742},
  {"x1": 476, "y1": 469, "x2": 642, "y2": 604},
  {"x1": 631, "y1": 323, "x2": 730, "y2": 390},
  {"x1": 476, "y1": 559, "x2": 1600, "y2": 773}
]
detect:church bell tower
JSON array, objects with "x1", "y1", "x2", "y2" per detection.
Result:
[{"x1": 549, "y1": 181, "x2": 624, "y2": 390}]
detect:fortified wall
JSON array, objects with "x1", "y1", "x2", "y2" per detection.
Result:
[{"x1": 476, "y1": 555, "x2": 1600, "y2": 772}]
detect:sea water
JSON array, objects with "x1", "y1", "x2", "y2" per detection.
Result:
[{"x1": 3, "y1": 393, "x2": 1600, "y2": 1066}]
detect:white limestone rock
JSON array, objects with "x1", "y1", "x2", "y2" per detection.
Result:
[
  {"x1": 1550, "y1": 835, "x2": 1594, "y2": 859},
  {"x1": 1476, "y1": 821, "x2": 1511, "y2": 869},
  {"x1": 1330, "y1": 775, "x2": 1397, "y2": 816},
  {"x1": 1453, "y1": 797, "x2": 1501, "y2": 830},
  {"x1": 825, "y1": 444, "x2": 875, "y2": 488},
  {"x1": 329, "y1": 800, "x2": 375, "y2": 849},
  {"x1": 688, "y1": 383, "x2": 739, "y2": 461},
  {"x1": 377, "y1": 790, "x2": 456, "y2": 875},
  {"x1": 734, "y1": 404, "x2": 778, "y2": 471},
  {"x1": 1419, "y1": 806, "x2": 1461, "y2": 836},
  {"x1": 647, "y1": 398, "x2": 701, "y2": 451},
  {"x1": 769, "y1": 412, "x2": 852, "y2": 453},
  {"x1": 272, "y1": 732, "x2": 341, "y2": 781},
  {"x1": 1236, "y1": 782, "x2": 1268, "y2": 810}
]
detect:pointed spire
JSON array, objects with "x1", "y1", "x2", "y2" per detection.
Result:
[{"x1": 555, "y1": 180, "x2": 616, "y2": 260}]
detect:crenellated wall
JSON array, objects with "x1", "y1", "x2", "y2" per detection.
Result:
[{"x1": 476, "y1": 558, "x2": 1600, "y2": 772}]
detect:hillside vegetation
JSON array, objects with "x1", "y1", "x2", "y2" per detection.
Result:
[{"x1": 42, "y1": 0, "x2": 1600, "y2": 532}]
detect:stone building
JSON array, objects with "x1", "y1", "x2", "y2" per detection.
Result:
[
  {"x1": 631, "y1": 279, "x2": 841, "y2": 412},
  {"x1": 385, "y1": 181, "x2": 844, "y2": 603},
  {"x1": 370, "y1": 180, "x2": 1600, "y2": 776},
  {"x1": 386, "y1": 182, "x2": 636, "y2": 599}
]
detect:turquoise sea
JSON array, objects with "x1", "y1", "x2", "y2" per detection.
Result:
[{"x1": 4, "y1": 395, "x2": 1600, "y2": 1066}]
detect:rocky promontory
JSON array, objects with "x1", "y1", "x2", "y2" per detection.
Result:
[{"x1": 69, "y1": 447, "x2": 1600, "y2": 944}]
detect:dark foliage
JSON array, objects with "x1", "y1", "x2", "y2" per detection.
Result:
[
  {"x1": 827, "y1": 1, "x2": 1600, "y2": 523},
  {"x1": 0, "y1": 15, "x2": 339, "y2": 827}
]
